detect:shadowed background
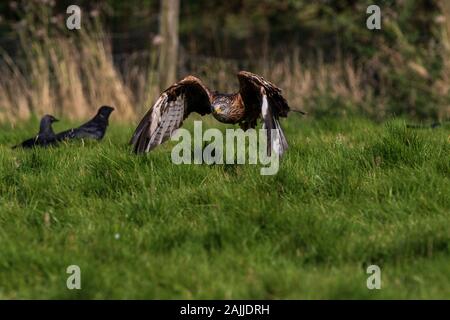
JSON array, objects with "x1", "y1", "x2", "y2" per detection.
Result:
[{"x1": 0, "y1": 0, "x2": 449, "y2": 123}]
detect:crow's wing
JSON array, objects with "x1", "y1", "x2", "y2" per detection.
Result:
[
  {"x1": 13, "y1": 134, "x2": 57, "y2": 149},
  {"x1": 55, "y1": 128, "x2": 81, "y2": 140},
  {"x1": 130, "y1": 76, "x2": 212, "y2": 153},
  {"x1": 56, "y1": 121, "x2": 106, "y2": 140},
  {"x1": 12, "y1": 136, "x2": 38, "y2": 149},
  {"x1": 237, "y1": 71, "x2": 290, "y2": 156}
]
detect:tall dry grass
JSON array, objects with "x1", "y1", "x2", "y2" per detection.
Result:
[
  {"x1": 186, "y1": 52, "x2": 371, "y2": 117},
  {"x1": 0, "y1": 30, "x2": 143, "y2": 123},
  {"x1": 0, "y1": 1, "x2": 377, "y2": 123},
  {"x1": 0, "y1": 28, "x2": 371, "y2": 124},
  {"x1": 435, "y1": 0, "x2": 450, "y2": 119},
  {"x1": 1, "y1": 2, "x2": 449, "y2": 123},
  {"x1": 0, "y1": 9, "x2": 152, "y2": 123}
]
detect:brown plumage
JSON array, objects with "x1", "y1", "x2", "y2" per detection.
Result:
[{"x1": 130, "y1": 71, "x2": 303, "y2": 155}]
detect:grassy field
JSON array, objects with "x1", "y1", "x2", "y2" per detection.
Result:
[{"x1": 0, "y1": 116, "x2": 449, "y2": 299}]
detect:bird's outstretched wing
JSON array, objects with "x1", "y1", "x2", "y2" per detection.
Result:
[
  {"x1": 237, "y1": 71, "x2": 290, "y2": 156},
  {"x1": 130, "y1": 76, "x2": 212, "y2": 153}
]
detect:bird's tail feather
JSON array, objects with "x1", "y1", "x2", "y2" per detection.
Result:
[{"x1": 261, "y1": 92, "x2": 288, "y2": 157}]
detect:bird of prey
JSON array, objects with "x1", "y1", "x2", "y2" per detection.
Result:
[
  {"x1": 130, "y1": 71, "x2": 302, "y2": 155},
  {"x1": 56, "y1": 106, "x2": 114, "y2": 141},
  {"x1": 13, "y1": 115, "x2": 59, "y2": 149}
]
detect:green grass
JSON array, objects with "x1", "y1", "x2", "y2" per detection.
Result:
[{"x1": 0, "y1": 116, "x2": 449, "y2": 299}]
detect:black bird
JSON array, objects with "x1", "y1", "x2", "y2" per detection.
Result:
[
  {"x1": 13, "y1": 115, "x2": 59, "y2": 149},
  {"x1": 55, "y1": 106, "x2": 114, "y2": 141}
]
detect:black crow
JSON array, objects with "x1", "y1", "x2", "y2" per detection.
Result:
[
  {"x1": 55, "y1": 106, "x2": 114, "y2": 141},
  {"x1": 13, "y1": 115, "x2": 59, "y2": 149}
]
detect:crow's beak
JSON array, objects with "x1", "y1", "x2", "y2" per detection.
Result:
[{"x1": 53, "y1": 118, "x2": 60, "y2": 122}]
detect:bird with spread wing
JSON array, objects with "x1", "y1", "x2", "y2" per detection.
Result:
[{"x1": 130, "y1": 71, "x2": 303, "y2": 156}]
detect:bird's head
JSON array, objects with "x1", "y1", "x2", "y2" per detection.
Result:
[
  {"x1": 213, "y1": 104, "x2": 224, "y2": 114},
  {"x1": 211, "y1": 95, "x2": 230, "y2": 115},
  {"x1": 41, "y1": 114, "x2": 59, "y2": 124},
  {"x1": 96, "y1": 105, "x2": 115, "y2": 119},
  {"x1": 39, "y1": 115, "x2": 58, "y2": 134}
]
